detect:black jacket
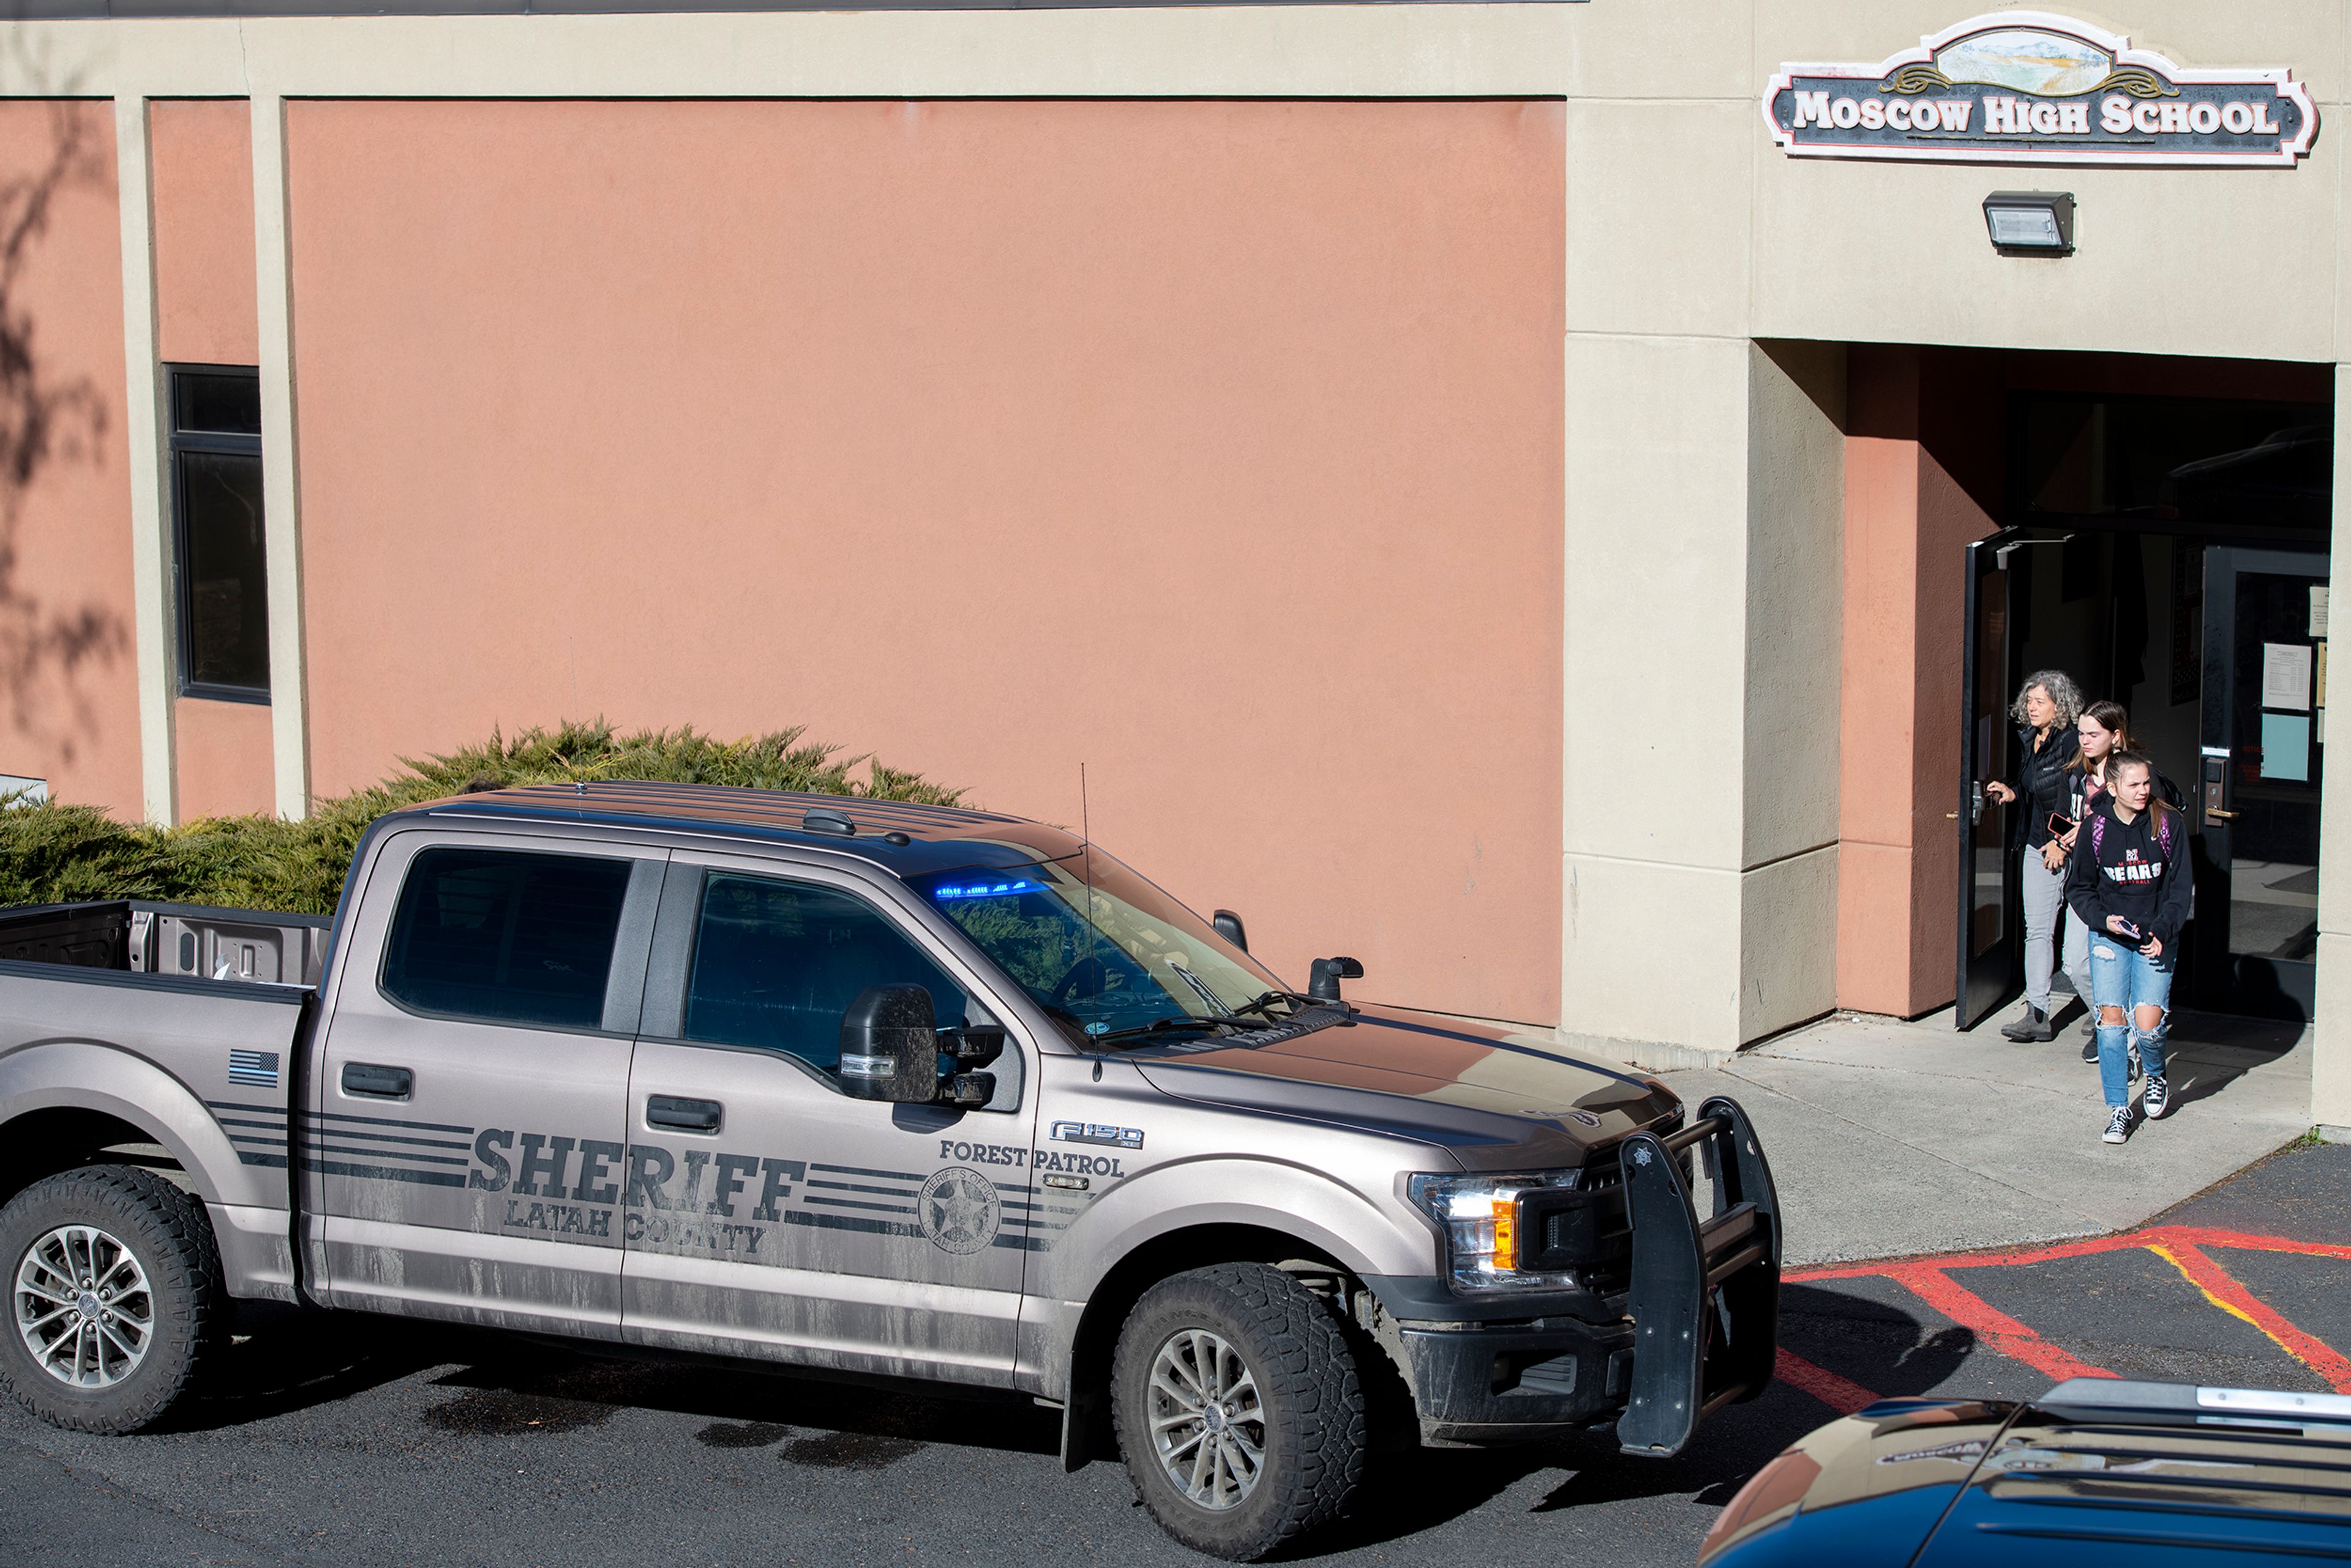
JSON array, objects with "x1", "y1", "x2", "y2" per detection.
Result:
[
  {"x1": 2009, "y1": 724, "x2": 2080, "y2": 850},
  {"x1": 2065, "y1": 796, "x2": 2194, "y2": 950}
]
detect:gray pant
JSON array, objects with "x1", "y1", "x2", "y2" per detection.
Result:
[{"x1": 2022, "y1": 851, "x2": 2093, "y2": 1014}]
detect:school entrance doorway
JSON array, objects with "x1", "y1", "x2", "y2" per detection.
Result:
[{"x1": 1957, "y1": 381, "x2": 2331, "y2": 1027}]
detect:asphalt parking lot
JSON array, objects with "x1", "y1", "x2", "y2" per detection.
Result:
[{"x1": 6, "y1": 1140, "x2": 2349, "y2": 1568}]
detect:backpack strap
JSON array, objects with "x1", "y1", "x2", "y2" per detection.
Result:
[{"x1": 2090, "y1": 814, "x2": 2104, "y2": 857}]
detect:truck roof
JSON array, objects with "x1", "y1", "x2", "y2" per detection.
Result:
[{"x1": 402, "y1": 780, "x2": 1086, "y2": 876}]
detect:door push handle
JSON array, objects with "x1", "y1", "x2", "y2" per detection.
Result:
[
  {"x1": 341, "y1": 1062, "x2": 413, "y2": 1100},
  {"x1": 2208, "y1": 808, "x2": 2240, "y2": 822},
  {"x1": 646, "y1": 1095, "x2": 722, "y2": 1133}
]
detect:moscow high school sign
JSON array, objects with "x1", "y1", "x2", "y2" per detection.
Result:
[{"x1": 1764, "y1": 12, "x2": 2316, "y2": 167}]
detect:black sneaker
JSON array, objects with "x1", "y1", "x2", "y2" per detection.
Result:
[
  {"x1": 2080, "y1": 1030, "x2": 2099, "y2": 1064},
  {"x1": 2143, "y1": 1076, "x2": 2171, "y2": 1119},
  {"x1": 2102, "y1": 1105, "x2": 2132, "y2": 1144},
  {"x1": 2002, "y1": 1006, "x2": 2055, "y2": 1043}
]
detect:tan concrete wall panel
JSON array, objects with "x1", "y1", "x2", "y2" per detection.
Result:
[
  {"x1": 1562, "y1": 853, "x2": 1742, "y2": 1051},
  {"x1": 173, "y1": 696, "x2": 272, "y2": 820},
  {"x1": 1738, "y1": 840, "x2": 1836, "y2": 1039},
  {"x1": 1755, "y1": 157, "x2": 2339, "y2": 364},
  {"x1": 149, "y1": 98, "x2": 257, "y2": 367},
  {"x1": 0, "y1": 102, "x2": 140, "y2": 816},
  {"x1": 1564, "y1": 99, "x2": 1752, "y2": 340},
  {"x1": 1563, "y1": 332, "x2": 1749, "y2": 873},
  {"x1": 284, "y1": 97, "x2": 1566, "y2": 1024},
  {"x1": 1741, "y1": 339, "x2": 1843, "y2": 870},
  {"x1": 1749, "y1": 0, "x2": 2348, "y2": 91}
]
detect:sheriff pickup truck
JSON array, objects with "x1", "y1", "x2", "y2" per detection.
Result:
[{"x1": 0, "y1": 782, "x2": 1779, "y2": 1560}]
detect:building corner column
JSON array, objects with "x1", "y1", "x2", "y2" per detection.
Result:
[
  {"x1": 250, "y1": 93, "x2": 310, "y2": 821},
  {"x1": 2314, "y1": 365, "x2": 2351, "y2": 1131},
  {"x1": 114, "y1": 94, "x2": 176, "y2": 827}
]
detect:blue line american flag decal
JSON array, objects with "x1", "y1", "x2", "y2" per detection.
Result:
[{"x1": 227, "y1": 1049, "x2": 280, "y2": 1088}]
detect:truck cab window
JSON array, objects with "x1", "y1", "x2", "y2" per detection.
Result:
[
  {"x1": 682, "y1": 874, "x2": 967, "y2": 1072},
  {"x1": 380, "y1": 847, "x2": 632, "y2": 1028}
]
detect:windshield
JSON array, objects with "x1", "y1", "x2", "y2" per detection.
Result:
[{"x1": 908, "y1": 851, "x2": 1283, "y2": 1041}]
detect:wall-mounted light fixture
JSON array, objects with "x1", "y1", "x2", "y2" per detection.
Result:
[{"x1": 1982, "y1": 190, "x2": 2075, "y2": 255}]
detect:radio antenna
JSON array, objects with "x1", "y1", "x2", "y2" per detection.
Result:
[{"x1": 1079, "y1": 763, "x2": 1103, "y2": 1040}]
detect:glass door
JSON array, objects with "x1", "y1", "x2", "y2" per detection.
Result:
[
  {"x1": 1957, "y1": 530, "x2": 2028, "y2": 1029},
  {"x1": 2194, "y1": 547, "x2": 2328, "y2": 1019}
]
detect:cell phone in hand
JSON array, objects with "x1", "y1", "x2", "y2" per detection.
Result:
[
  {"x1": 2048, "y1": 812, "x2": 2077, "y2": 837},
  {"x1": 2109, "y1": 919, "x2": 2143, "y2": 944}
]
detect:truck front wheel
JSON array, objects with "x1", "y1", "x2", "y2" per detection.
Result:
[
  {"x1": 1111, "y1": 1262, "x2": 1367, "y2": 1561},
  {"x1": 0, "y1": 1165, "x2": 224, "y2": 1434}
]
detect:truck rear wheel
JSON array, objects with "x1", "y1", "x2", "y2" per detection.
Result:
[
  {"x1": 0, "y1": 1165, "x2": 223, "y2": 1434},
  {"x1": 1110, "y1": 1262, "x2": 1367, "y2": 1561}
]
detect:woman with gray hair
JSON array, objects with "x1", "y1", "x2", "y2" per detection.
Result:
[{"x1": 1985, "y1": 670, "x2": 2085, "y2": 1041}]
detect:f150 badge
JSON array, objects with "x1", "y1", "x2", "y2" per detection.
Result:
[{"x1": 1051, "y1": 1121, "x2": 1143, "y2": 1150}]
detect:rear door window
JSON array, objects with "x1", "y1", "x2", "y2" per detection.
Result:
[
  {"x1": 682, "y1": 873, "x2": 967, "y2": 1070},
  {"x1": 380, "y1": 847, "x2": 633, "y2": 1029}
]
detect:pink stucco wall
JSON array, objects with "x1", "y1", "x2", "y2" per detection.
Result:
[
  {"x1": 283, "y1": 99, "x2": 1565, "y2": 1022},
  {"x1": 150, "y1": 99, "x2": 258, "y2": 367},
  {"x1": 0, "y1": 102, "x2": 140, "y2": 816},
  {"x1": 173, "y1": 697, "x2": 274, "y2": 821}
]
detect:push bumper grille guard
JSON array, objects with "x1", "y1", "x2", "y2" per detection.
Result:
[{"x1": 1614, "y1": 1094, "x2": 1781, "y2": 1457}]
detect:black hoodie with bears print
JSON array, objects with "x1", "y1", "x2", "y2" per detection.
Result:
[{"x1": 2064, "y1": 793, "x2": 2194, "y2": 950}]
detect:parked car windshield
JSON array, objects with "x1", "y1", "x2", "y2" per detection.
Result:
[{"x1": 907, "y1": 852, "x2": 1282, "y2": 1041}]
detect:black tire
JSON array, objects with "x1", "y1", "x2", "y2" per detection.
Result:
[
  {"x1": 1110, "y1": 1262, "x2": 1367, "y2": 1561},
  {"x1": 0, "y1": 1165, "x2": 224, "y2": 1434}
]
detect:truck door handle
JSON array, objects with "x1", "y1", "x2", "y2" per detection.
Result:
[
  {"x1": 341, "y1": 1062, "x2": 413, "y2": 1100},
  {"x1": 646, "y1": 1095, "x2": 722, "y2": 1133}
]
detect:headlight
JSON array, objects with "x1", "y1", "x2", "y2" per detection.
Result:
[{"x1": 1406, "y1": 1171, "x2": 1581, "y2": 1294}]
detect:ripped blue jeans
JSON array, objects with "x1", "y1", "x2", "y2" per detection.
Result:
[{"x1": 2089, "y1": 934, "x2": 2172, "y2": 1109}]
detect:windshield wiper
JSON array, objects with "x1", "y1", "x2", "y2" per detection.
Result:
[
  {"x1": 1227, "y1": 989, "x2": 1318, "y2": 1022},
  {"x1": 1084, "y1": 1014, "x2": 1254, "y2": 1048}
]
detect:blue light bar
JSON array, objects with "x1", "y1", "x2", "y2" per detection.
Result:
[{"x1": 932, "y1": 878, "x2": 1043, "y2": 901}]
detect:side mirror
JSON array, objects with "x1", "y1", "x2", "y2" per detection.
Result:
[
  {"x1": 1212, "y1": 909, "x2": 1249, "y2": 953},
  {"x1": 947, "y1": 1024, "x2": 1007, "y2": 1071},
  {"x1": 1307, "y1": 956, "x2": 1363, "y2": 1002},
  {"x1": 838, "y1": 985, "x2": 940, "y2": 1101}
]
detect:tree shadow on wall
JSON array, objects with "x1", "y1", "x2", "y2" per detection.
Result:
[{"x1": 0, "y1": 88, "x2": 129, "y2": 781}]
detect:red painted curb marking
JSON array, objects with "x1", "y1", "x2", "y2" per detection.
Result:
[
  {"x1": 2151, "y1": 1239, "x2": 2351, "y2": 1395},
  {"x1": 1772, "y1": 1349, "x2": 1877, "y2": 1416},
  {"x1": 1884, "y1": 1263, "x2": 2117, "y2": 1384},
  {"x1": 1769, "y1": 1225, "x2": 2351, "y2": 1411}
]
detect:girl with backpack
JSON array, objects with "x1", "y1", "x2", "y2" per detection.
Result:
[
  {"x1": 2064, "y1": 750, "x2": 2194, "y2": 1144},
  {"x1": 2053, "y1": 701, "x2": 2135, "y2": 1056}
]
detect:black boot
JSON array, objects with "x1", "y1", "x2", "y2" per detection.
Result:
[{"x1": 2001, "y1": 1005, "x2": 2054, "y2": 1042}]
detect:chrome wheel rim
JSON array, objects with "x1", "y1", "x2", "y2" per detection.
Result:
[
  {"x1": 1147, "y1": 1327, "x2": 1265, "y2": 1511},
  {"x1": 14, "y1": 1225, "x2": 154, "y2": 1389}
]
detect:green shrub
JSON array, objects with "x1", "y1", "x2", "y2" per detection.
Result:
[{"x1": 0, "y1": 720, "x2": 962, "y2": 917}]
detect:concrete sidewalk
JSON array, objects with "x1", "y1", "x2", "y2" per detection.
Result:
[{"x1": 1654, "y1": 1003, "x2": 2313, "y2": 1267}]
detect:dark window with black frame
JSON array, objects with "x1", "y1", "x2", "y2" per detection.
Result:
[{"x1": 168, "y1": 366, "x2": 268, "y2": 699}]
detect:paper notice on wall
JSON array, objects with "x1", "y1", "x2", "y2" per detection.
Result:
[
  {"x1": 2263, "y1": 712, "x2": 2313, "y2": 782},
  {"x1": 2313, "y1": 585, "x2": 2331, "y2": 637},
  {"x1": 2265, "y1": 642, "x2": 2313, "y2": 711}
]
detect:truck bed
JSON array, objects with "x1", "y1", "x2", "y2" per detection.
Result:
[
  {"x1": 0, "y1": 898, "x2": 323, "y2": 1300},
  {"x1": 0, "y1": 898, "x2": 331, "y2": 986}
]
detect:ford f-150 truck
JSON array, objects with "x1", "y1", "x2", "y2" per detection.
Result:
[{"x1": 0, "y1": 783, "x2": 1779, "y2": 1560}]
